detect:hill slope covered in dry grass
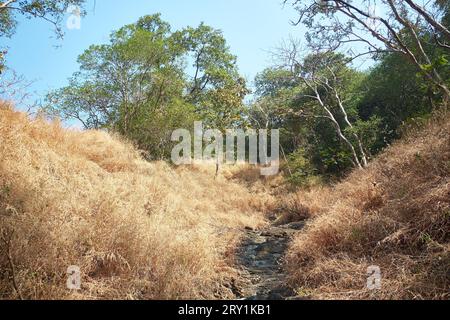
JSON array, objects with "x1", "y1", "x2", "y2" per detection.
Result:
[
  {"x1": 0, "y1": 103, "x2": 273, "y2": 299},
  {"x1": 284, "y1": 111, "x2": 450, "y2": 299}
]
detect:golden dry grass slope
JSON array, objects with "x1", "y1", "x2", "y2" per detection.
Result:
[
  {"x1": 0, "y1": 103, "x2": 273, "y2": 299},
  {"x1": 285, "y1": 112, "x2": 450, "y2": 300}
]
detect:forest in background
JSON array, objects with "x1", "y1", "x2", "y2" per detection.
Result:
[{"x1": 1, "y1": 1, "x2": 449, "y2": 185}]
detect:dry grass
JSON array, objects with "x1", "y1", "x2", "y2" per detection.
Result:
[
  {"x1": 2, "y1": 99, "x2": 448, "y2": 300},
  {"x1": 0, "y1": 103, "x2": 269, "y2": 300},
  {"x1": 285, "y1": 110, "x2": 450, "y2": 300}
]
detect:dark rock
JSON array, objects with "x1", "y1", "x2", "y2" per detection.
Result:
[{"x1": 236, "y1": 223, "x2": 299, "y2": 300}]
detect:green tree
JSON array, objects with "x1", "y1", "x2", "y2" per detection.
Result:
[
  {"x1": 46, "y1": 14, "x2": 193, "y2": 159},
  {"x1": 46, "y1": 15, "x2": 246, "y2": 159},
  {"x1": 173, "y1": 23, "x2": 248, "y2": 129}
]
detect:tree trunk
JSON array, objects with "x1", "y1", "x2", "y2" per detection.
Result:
[
  {"x1": 316, "y1": 93, "x2": 363, "y2": 169},
  {"x1": 334, "y1": 89, "x2": 369, "y2": 167}
]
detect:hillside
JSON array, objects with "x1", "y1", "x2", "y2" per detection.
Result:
[
  {"x1": 284, "y1": 111, "x2": 450, "y2": 299},
  {"x1": 0, "y1": 102, "x2": 273, "y2": 299}
]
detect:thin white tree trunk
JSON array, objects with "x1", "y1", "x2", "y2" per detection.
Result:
[
  {"x1": 333, "y1": 89, "x2": 368, "y2": 167},
  {"x1": 316, "y1": 92, "x2": 363, "y2": 169}
]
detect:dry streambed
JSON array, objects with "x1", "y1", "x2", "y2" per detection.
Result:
[{"x1": 234, "y1": 221, "x2": 305, "y2": 300}]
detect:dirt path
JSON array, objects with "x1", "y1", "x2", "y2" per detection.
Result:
[{"x1": 235, "y1": 221, "x2": 305, "y2": 300}]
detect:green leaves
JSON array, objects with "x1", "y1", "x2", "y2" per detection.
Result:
[
  {"x1": 421, "y1": 55, "x2": 449, "y2": 73},
  {"x1": 285, "y1": 148, "x2": 318, "y2": 187},
  {"x1": 0, "y1": 6, "x2": 17, "y2": 38},
  {"x1": 47, "y1": 15, "x2": 246, "y2": 159},
  {"x1": 169, "y1": 22, "x2": 246, "y2": 129},
  {"x1": 436, "y1": 55, "x2": 449, "y2": 67}
]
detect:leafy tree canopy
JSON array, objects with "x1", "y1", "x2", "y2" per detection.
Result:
[{"x1": 46, "y1": 14, "x2": 247, "y2": 159}]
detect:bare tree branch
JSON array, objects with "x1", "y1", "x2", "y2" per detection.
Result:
[
  {"x1": 404, "y1": 0, "x2": 450, "y2": 41},
  {"x1": 286, "y1": 0, "x2": 450, "y2": 103}
]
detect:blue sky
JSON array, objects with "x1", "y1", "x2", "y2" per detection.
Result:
[{"x1": 3, "y1": 0, "x2": 302, "y2": 106}]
